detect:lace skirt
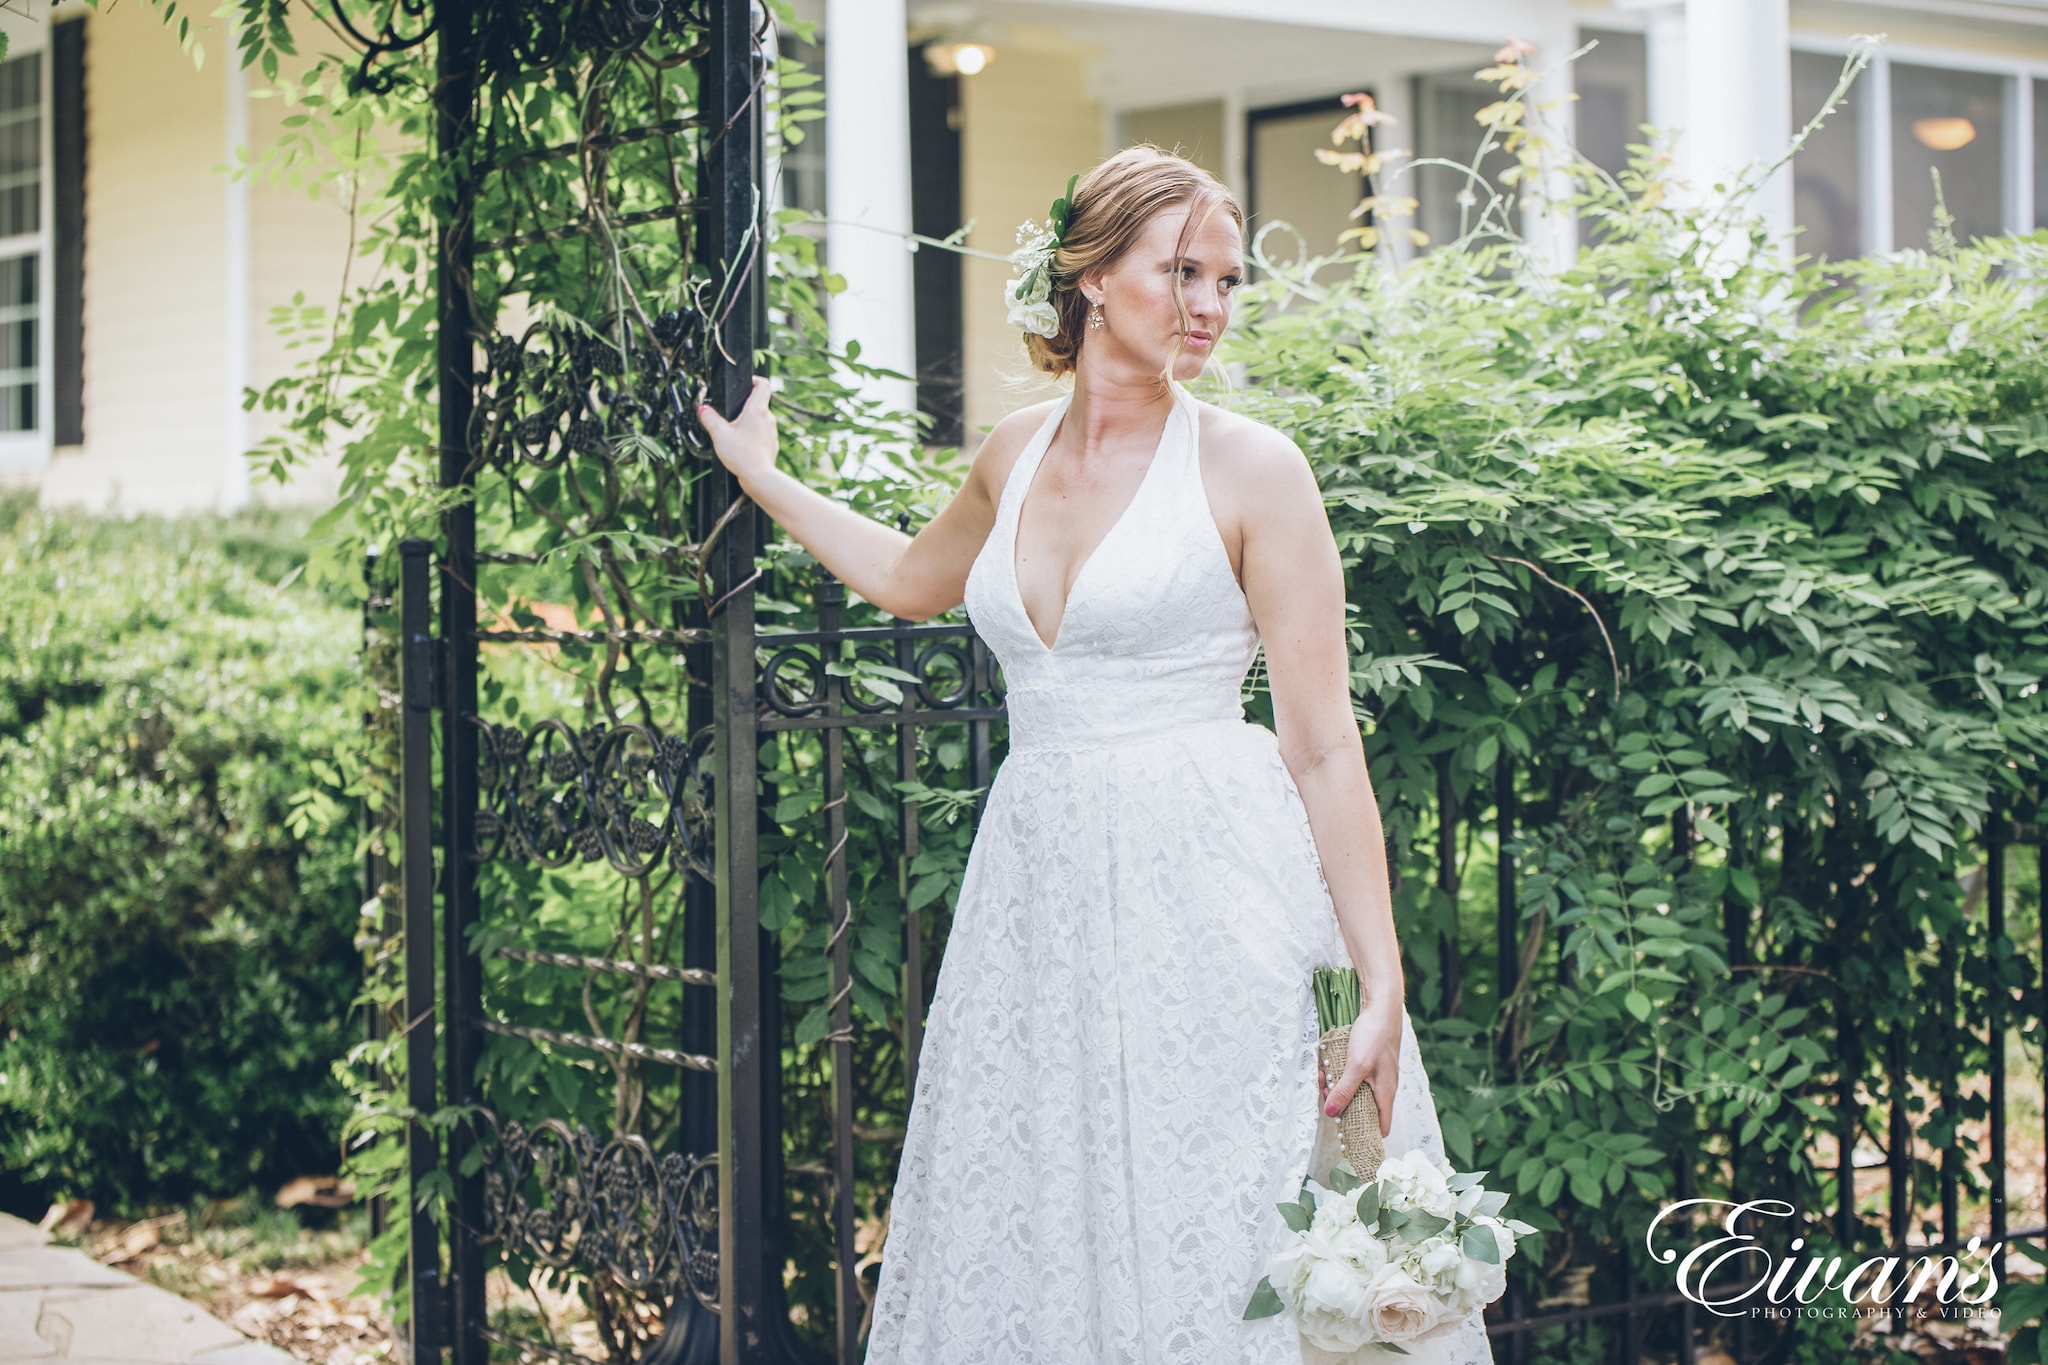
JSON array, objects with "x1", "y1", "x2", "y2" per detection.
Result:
[{"x1": 864, "y1": 720, "x2": 1494, "y2": 1365}]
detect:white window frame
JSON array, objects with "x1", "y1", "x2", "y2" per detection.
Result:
[
  {"x1": 1789, "y1": 33, "x2": 2048, "y2": 256},
  {"x1": 0, "y1": 4, "x2": 53, "y2": 476}
]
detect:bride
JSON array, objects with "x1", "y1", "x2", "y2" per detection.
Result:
[{"x1": 699, "y1": 145, "x2": 1494, "y2": 1364}]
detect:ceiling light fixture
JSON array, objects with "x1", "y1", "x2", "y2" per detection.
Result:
[
  {"x1": 1912, "y1": 116, "x2": 1976, "y2": 151},
  {"x1": 924, "y1": 41, "x2": 996, "y2": 76}
]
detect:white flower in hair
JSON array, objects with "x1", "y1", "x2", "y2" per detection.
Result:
[
  {"x1": 1005, "y1": 220, "x2": 1059, "y2": 337},
  {"x1": 1004, "y1": 174, "x2": 1078, "y2": 340}
]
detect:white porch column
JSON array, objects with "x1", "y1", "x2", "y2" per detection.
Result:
[
  {"x1": 825, "y1": 0, "x2": 918, "y2": 430},
  {"x1": 1644, "y1": 4, "x2": 1687, "y2": 154},
  {"x1": 1681, "y1": 0, "x2": 1792, "y2": 239},
  {"x1": 1520, "y1": 16, "x2": 1579, "y2": 272}
]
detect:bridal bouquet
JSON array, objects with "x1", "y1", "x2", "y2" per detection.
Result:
[{"x1": 1241, "y1": 967, "x2": 1535, "y2": 1353}]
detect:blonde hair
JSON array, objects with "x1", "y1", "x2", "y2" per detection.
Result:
[{"x1": 1022, "y1": 144, "x2": 1244, "y2": 379}]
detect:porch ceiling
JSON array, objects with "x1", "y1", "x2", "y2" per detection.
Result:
[
  {"x1": 912, "y1": 0, "x2": 1568, "y2": 46},
  {"x1": 906, "y1": 0, "x2": 1553, "y2": 110}
]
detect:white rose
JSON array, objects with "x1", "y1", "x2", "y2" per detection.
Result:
[
  {"x1": 1409, "y1": 1169, "x2": 1459, "y2": 1222},
  {"x1": 1372, "y1": 1152, "x2": 1429, "y2": 1199},
  {"x1": 1451, "y1": 1252, "x2": 1508, "y2": 1311},
  {"x1": 1006, "y1": 269, "x2": 1050, "y2": 306},
  {"x1": 1310, "y1": 1184, "x2": 1365, "y2": 1236},
  {"x1": 1329, "y1": 1219, "x2": 1390, "y2": 1276},
  {"x1": 1267, "y1": 1236, "x2": 1317, "y2": 1301},
  {"x1": 1267, "y1": 1215, "x2": 1351, "y2": 1302},
  {"x1": 1362, "y1": 1262, "x2": 1449, "y2": 1343},
  {"x1": 1295, "y1": 1257, "x2": 1380, "y2": 1354},
  {"x1": 1413, "y1": 1237, "x2": 1465, "y2": 1295},
  {"x1": 1006, "y1": 293, "x2": 1060, "y2": 339},
  {"x1": 1374, "y1": 1151, "x2": 1459, "y2": 1223}
]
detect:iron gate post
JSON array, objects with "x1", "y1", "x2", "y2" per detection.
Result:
[
  {"x1": 364, "y1": 548, "x2": 392, "y2": 1246},
  {"x1": 399, "y1": 539, "x2": 443, "y2": 1364},
  {"x1": 701, "y1": 1, "x2": 806, "y2": 1360},
  {"x1": 432, "y1": 0, "x2": 484, "y2": 1358}
]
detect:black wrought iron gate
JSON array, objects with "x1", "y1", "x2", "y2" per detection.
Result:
[{"x1": 373, "y1": 0, "x2": 1012, "y2": 1361}]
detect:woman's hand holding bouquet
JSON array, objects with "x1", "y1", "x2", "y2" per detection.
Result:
[{"x1": 1243, "y1": 966, "x2": 1535, "y2": 1353}]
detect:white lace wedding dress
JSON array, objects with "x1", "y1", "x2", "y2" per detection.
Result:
[{"x1": 863, "y1": 381, "x2": 1495, "y2": 1365}]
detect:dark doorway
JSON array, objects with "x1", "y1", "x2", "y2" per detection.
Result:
[
  {"x1": 1246, "y1": 91, "x2": 1376, "y2": 285},
  {"x1": 907, "y1": 47, "x2": 963, "y2": 447}
]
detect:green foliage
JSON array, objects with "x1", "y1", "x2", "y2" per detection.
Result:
[
  {"x1": 1209, "y1": 41, "x2": 2048, "y2": 1347},
  {"x1": 2008, "y1": 1243, "x2": 2048, "y2": 1363},
  {"x1": 0, "y1": 500, "x2": 363, "y2": 1214}
]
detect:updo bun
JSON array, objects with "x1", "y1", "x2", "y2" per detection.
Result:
[{"x1": 1022, "y1": 144, "x2": 1245, "y2": 378}]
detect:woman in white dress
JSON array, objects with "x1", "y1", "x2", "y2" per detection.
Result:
[{"x1": 699, "y1": 146, "x2": 1494, "y2": 1364}]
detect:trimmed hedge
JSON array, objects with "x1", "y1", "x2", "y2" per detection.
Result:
[{"x1": 0, "y1": 499, "x2": 363, "y2": 1214}]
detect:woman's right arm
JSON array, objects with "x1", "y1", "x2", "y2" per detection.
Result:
[{"x1": 697, "y1": 376, "x2": 1044, "y2": 622}]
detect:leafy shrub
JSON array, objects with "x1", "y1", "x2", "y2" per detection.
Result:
[
  {"x1": 0, "y1": 499, "x2": 363, "y2": 1214},
  {"x1": 1213, "y1": 44, "x2": 2048, "y2": 1354}
]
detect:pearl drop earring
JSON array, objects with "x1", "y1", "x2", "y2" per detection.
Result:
[{"x1": 1087, "y1": 300, "x2": 1105, "y2": 331}]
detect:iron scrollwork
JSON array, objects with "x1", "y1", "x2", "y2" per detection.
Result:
[
  {"x1": 474, "y1": 719, "x2": 712, "y2": 880},
  {"x1": 760, "y1": 631, "x2": 998, "y2": 720},
  {"x1": 472, "y1": 309, "x2": 711, "y2": 470},
  {"x1": 478, "y1": 1115, "x2": 720, "y2": 1312}
]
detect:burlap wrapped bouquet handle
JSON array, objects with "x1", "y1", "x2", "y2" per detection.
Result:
[{"x1": 1318, "y1": 1023, "x2": 1385, "y2": 1182}]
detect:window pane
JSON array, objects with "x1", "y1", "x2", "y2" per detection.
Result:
[
  {"x1": 1576, "y1": 29, "x2": 1647, "y2": 185},
  {"x1": 1413, "y1": 69, "x2": 1520, "y2": 251},
  {"x1": 1792, "y1": 50, "x2": 1862, "y2": 261},
  {"x1": 0, "y1": 53, "x2": 37, "y2": 239},
  {"x1": 0, "y1": 252, "x2": 37, "y2": 432},
  {"x1": 1249, "y1": 100, "x2": 1369, "y2": 282},
  {"x1": 1892, "y1": 62, "x2": 2006, "y2": 249},
  {"x1": 2034, "y1": 78, "x2": 2048, "y2": 229}
]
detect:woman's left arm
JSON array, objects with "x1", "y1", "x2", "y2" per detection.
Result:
[{"x1": 1226, "y1": 424, "x2": 1406, "y2": 1134}]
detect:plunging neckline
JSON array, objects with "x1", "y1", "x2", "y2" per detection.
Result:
[{"x1": 1011, "y1": 391, "x2": 1180, "y2": 654}]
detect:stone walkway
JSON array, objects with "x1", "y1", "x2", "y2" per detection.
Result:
[{"x1": 0, "y1": 1213, "x2": 296, "y2": 1365}]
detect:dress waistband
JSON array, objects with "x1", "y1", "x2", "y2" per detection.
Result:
[{"x1": 1002, "y1": 707, "x2": 1256, "y2": 757}]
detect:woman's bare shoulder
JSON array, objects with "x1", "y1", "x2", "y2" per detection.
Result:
[
  {"x1": 962, "y1": 397, "x2": 1064, "y2": 503},
  {"x1": 1189, "y1": 398, "x2": 1318, "y2": 504}
]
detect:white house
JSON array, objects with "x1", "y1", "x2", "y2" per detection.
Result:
[
  {"x1": 0, "y1": 0, "x2": 352, "y2": 515},
  {"x1": 3, "y1": 0, "x2": 2046, "y2": 512},
  {"x1": 793, "y1": 0, "x2": 2048, "y2": 448}
]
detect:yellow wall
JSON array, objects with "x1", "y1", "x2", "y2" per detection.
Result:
[
  {"x1": 245, "y1": 49, "x2": 355, "y2": 507},
  {"x1": 40, "y1": 2, "x2": 227, "y2": 512},
  {"x1": 1119, "y1": 101, "x2": 1226, "y2": 180},
  {"x1": 958, "y1": 30, "x2": 1102, "y2": 444},
  {"x1": 38, "y1": 4, "x2": 353, "y2": 512}
]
